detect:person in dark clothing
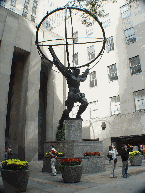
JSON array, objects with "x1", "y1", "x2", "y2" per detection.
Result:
[
  {"x1": 121, "y1": 144, "x2": 131, "y2": 178},
  {"x1": 138, "y1": 144, "x2": 141, "y2": 152}
]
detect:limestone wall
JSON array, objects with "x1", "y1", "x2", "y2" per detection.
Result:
[{"x1": 0, "y1": 6, "x2": 65, "y2": 161}]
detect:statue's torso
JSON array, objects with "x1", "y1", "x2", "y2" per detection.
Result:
[{"x1": 67, "y1": 75, "x2": 80, "y2": 91}]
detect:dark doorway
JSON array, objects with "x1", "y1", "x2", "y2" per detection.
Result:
[
  {"x1": 38, "y1": 63, "x2": 48, "y2": 160},
  {"x1": 5, "y1": 47, "x2": 29, "y2": 160},
  {"x1": 111, "y1": 135, "x2": 145, "y2": 155}
]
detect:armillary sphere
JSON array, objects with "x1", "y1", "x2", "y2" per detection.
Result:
[{"x1": 35, "y1": 6, "x2": 106, "y2": 70}]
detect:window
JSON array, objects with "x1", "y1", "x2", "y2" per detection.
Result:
[
  {"x1": 106, "y1": 36, "x2": 114, "y2": 53},
  {"x1": 102, "y1": 14, "x2": 110, "y2": 28},
  {"x1": 46, "y1": 20, "x2": 49, "y2": 28},
  {"x1": 89, "y1": 101, "x2": 98, "y2": 119},
  {"x1": 120, "y1": 4, "x2": 131, "y2": 19},
  {"x1": 129, "y1": 55, "x2": 141, "y2": 76},
  {"x1": 134, "y1": 90, "x2": 145, "y2": 111},
  {"x1": 22, "y1": 0, "x2": 29, "y2": 18},
  {"x1": 86, "y1": 26, "x2": 93, "y2": 36},
  {"x1": 86, "y1": 22, "x2": 94, "y2": 36},
  {"x1": 110, "y1": 96, "x2": 120, "y2": 115},
  {"x1": 73, "y1": 31, "x2": 78, "y2": 43},
  {"x1": 90, "y1": 71, "x2": 97, "y2": 88},
  {"x1": 73, "y1": 52, "x2": 78, "y2": 66},
  {"x1": 0, "y1": 0, "x2": 6, "y2": 7},
  {"x1": 11, "y1": 0, "x2": 16, "y2": 7},
  {"x1": 87, "y1": 45, "x2": 95, "y2": 61},
  {"x1": 108, "y1": 63, "x2": 118, "y2": 82},
  {"x1": 33, "y1": 0, "x2": 38, "y2": 7},
  {"x1": 31, "y1": 0, "x2": 38, "y2": 22},
  {"x1": 31, "y1": 15, "x2": 35, "y2": 22},
  {"x1": 124, "y1": 27, "x2": 136, "y2": 45},
  {"x1": 32, "y1": 7, "x2": 36, "y2": 15}
]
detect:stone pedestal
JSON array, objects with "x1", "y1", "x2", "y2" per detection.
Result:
[
  {"x1": 43, "y1": 118, "x2": 106, "y2": 174},
  {"x1": 65, "y1": 118, "x2": 82, "y2": 141}
]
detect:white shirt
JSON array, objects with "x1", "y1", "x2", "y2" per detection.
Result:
[{"x1": 109, "y1": 148, "x2": 118, "y2": 160}]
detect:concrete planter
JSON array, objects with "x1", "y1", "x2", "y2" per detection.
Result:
[
  {"x1": 130, "y1": 155, "x2": 143, "y2": 166},
  {"x1": 60, "y1": 165, "x2": 83, "y2": 183},
  {"x1": 1, "y1": 169, "x2": 29, "y2": 192},
  {"x1": 43, "y1": 156, "x2": 105, "y2": 174}
]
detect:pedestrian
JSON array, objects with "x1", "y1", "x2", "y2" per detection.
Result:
[
  {"x1": 140, "y1": 144, "x2": 144, "y2": 155},
  {"x1": 121, "y1": 144, "x2": 131, "y2": 178},
  {"x1": 109, "y1": 145, "x2": 118, "y2": 178},
  {"x1": 49, "y1": 145, "x2": 57, "y2": 176},
  {"x1": 5, "y1": 147, "x2": 8, "y2": 160},
  {"x1": 107, "y1": 146, "x2": 112, "y2": 163},
  {"x1": 7, "y1": 146, "x2": 13, "y2": 159},
  {"x1": 138, "y1": 144, "x2": 141, "y2": 152}
]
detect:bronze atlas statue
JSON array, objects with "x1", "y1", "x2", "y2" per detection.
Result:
[{"x1": 35, "y1": 4, "x2": 105, "y2": 130}]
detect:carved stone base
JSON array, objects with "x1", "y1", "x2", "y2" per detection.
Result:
[
  {"x1": 42, "y1": 155, "x2": 105, "y2": 174},
  {"x1": 65, "y1": 118, "x2": 82, "y2": 141}
]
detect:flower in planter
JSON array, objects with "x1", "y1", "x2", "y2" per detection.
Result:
[
  {"x1": 84, "y1": 152, "x2": 100, "y2": 156},
  {"x1": 89, "y1": 152, "x2": 94, "y2": 156},
  {"x1": 46, "y1": 152, "x2": 51, "y2": 155},
  {"x1": 59, "y1": 158, "x2": 83, "y2": 183},
  {"x1": 129, "y1": 151, "x2": 141, "y2": 161},
  {"x1": 57, "y1": 152, "x2": 64, "y2": 157},
  {"x1": 94, "y1": 152, "x2": 100, "y2": 156},
  {"x1": 59, "y1": 158, "x2": 82, "y2": 166},
  {"x1": 84, "y1": 152, "x2": 89, "y2": 156},
  {"x1": 1, "y1": 159, "x2": 29, "y2": 170}
]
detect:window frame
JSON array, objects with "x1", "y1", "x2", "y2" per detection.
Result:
[
  {"x1": 87, "y1": 45, "x2": 95, "y2": 62},
  {"x1": 107, "y1": 63, "x2": 118, "y2": 82},
  {"x1": 89, "y1": 101, "x2": 99, "y2": 119},
  {"x1": 106, "y1": 36, "x2": 114, "y2": 53},
  {"x1": 72, "y1": 52, "x2": 78, "y2": 66},
  {"x1": 11, "y1": 0, "x2": 16, "y2": 7},
  {"x1": 102, "y1": 13, "x2": 110, "y2": 28},
  {"x1": 124, "y1": 27, "x2": 136, "y2": 45},
  {"x1": 133, "y1": 89, "x2": 145, "y2": 111},
  {"x1": 129, "y1": 55, "x2": 142, "y2": 76},
  {"x1": 120, "y1": 3, "x2": 131, "y2": 19},
  {"x1": 73, "y1": 31, "x2": 78, "y2": 43},
  {"x1": 89, "y1": 71, "x2": 97, "y2": 88},
  {"x1": 110, "y1": 95, "x2": 121, "y2": 116}
]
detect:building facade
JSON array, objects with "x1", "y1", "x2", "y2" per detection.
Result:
[
  {"x1": 0, "y1": 4, "x2": 66, "y2": 161},
  {"x1": 50, "y1": 0, "x2": 145, "y2": 156},
  {"x1": 1, "y1": 0, "x2": 145, "y2": 161}
]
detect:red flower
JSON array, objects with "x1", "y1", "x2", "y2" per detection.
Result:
[
  {"x1": 59, "y1": 158, "x2": 82, "y2": 166},
  {"x1": 84, "y1": 151, "x2": 100, "y2": 156}
]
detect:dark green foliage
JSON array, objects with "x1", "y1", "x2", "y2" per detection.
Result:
[{"x1": 56, "y1": 124, "x2": 65, "y2": 141}]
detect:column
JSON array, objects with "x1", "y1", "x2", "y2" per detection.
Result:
[{"x1": 0, "y1": 13, "x2": 18, "y2": 161}]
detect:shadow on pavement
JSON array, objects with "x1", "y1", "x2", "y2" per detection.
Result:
[{"x1": 0, "y1": 185, "x2": 5, "y2": 193}]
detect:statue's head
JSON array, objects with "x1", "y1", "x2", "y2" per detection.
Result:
[{"x1": 73, "y1": 68, "x2": 80, "y2": 77}]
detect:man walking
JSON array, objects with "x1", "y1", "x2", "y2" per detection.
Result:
[
  {"x1": 49, "y1": 145, "x2": 57, "y2": 176},
  {"x1": 121, "y1": 144, "x2": 130, "y2": 178}
]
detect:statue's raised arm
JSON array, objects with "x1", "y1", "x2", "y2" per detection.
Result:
[
  {"x1": 80, "y1": 68, "x2": 89, "y2": 82},
  {"x1": 48, "y1": 46, "x2": 70, "y2": 78}
]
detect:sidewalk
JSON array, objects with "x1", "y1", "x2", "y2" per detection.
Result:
[{"x1": 0, "y1": 157, "x2": 145, "y2": 193}]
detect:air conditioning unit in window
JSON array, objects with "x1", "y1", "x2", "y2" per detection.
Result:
[{"x1": 101, "y1": 122, "x2": 106, "y2": 130}]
